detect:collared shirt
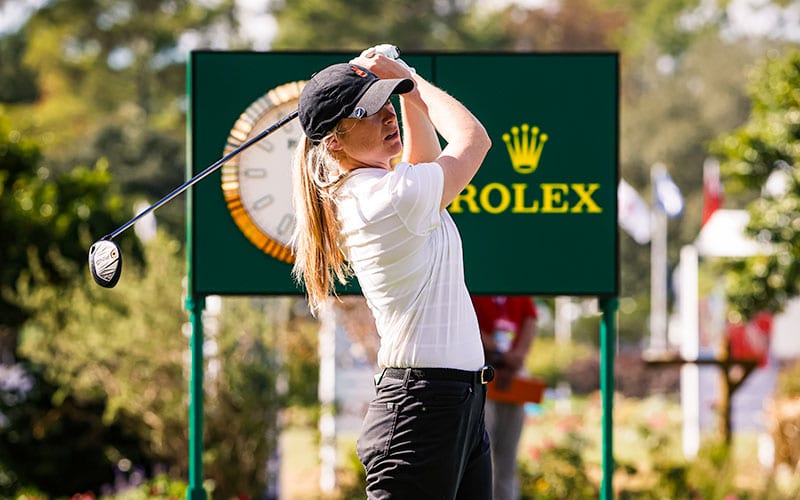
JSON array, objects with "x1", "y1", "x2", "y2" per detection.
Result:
[{"x1": 336, "y1": 161, "x2": 483, "y2": 370}]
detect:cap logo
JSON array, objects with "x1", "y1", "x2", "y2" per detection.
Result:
[
  {"x1": 353, "y1": 107, "x2": 366, "y2": 118},
  {"x1": 350, "y1": 65, "x2": 368, "y2": 77}
]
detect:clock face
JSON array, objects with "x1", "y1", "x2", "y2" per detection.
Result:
[{"x1": 221, "y1": 81, "x2": 306, "y2": 263}]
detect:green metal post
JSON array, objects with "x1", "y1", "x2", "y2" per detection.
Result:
[
  {"x1": 599, "y1": 297, "x2": 618, "y2": 500},
  {"x1": 186, "y1": 294, "x2": 207, "y2": 500},
  {"x1": 185, "y1": 54, "x2": 207, "y2": 500}
]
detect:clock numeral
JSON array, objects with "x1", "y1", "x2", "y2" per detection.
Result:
[
  {"x1": 252, "y1": 195, "x2": 274, "y2": 210},
  {"x1": 277, "y1": 213, "x2": 296, "y2": 236},
  {"x1": 244, "y1": 168, "x2": 267, "y2": 178},
  {"x1": 287, "y1": 138, "x2": 298, "y2": 150}
]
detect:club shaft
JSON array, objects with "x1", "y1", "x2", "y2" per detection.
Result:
[{"x1": 103, "y1": 110, "x2": 299, "y2": 241}]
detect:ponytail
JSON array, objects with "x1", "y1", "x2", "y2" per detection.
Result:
[{"x1": 291, "y1": 135, "x2": 351, "y2": 315}]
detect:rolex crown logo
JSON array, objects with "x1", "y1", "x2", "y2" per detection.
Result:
[{"x1": 502, "y1": 123, "x2": 548, "y2": 174}]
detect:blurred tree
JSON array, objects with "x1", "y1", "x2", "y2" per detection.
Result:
[
  {"x1": 488, "y1": 0, "x2": 771, "y2": 341},
  {"x1": 611, "y1": 0, "x2": 721, "y2": 59},
  {"x1": 10, "y1": 231, "x2": 187, "y2": 492},
  {"x1": 0, "y1": 114, "x2": 134, "y2": 355},
  {"x1": 491, "y1": 0, "x2": 626, "y2": 52},
  {"x1": 615, "y1": 34, "x2": 781, "y2": 341},
  {"x1": 711, "y1": 49, "x2": 800, "y2": 319},
  {"x1": 0, "y1": 361, "x2": 150, "y2": 496},
  {"x1": 270, "y1": 0, "x2": 509, "y2": 50},
  {"x1": 11, "y1": 231, "x2": 285, "y2": 497},
  {"x1": 5, "y1": 0, "x2": 240, "y2": 234},
  {"x1": 0, "y1": 31, "x2": 38, "y2": 103},
  {"x1": 0, "y1": 232, "x2": 179, "y2": 494}
]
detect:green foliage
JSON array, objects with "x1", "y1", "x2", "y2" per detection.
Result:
[
  {"x1": 713, "y1": 50, "x2": 800, "y2": 192},
  {"x1": 519, "y1": 432, "x2": 599, "y2": 499},
  {"x1": 0, "y1": 114, "x2": 134, "y2": 338},
  {"x1": 270, "y1": 0, "x2": 508, "y2": 51},
  {"x1": 103, "y1": 474, "x2": 187, "y2": 500},
  {"x1": 0, "y1": 359, "x2": 146, "y2": 497},
  {"x1": 0, "y1": 110, "x2": 151, "y2": 496},
  {"x1": 686, "y1": 438, "x2": 742, "y2": 500},
  {"x1": 616, "y1": 405, "x2": 692, "y2": 499},
  {"x1": 9, "y1": 234, "x2": 286, "y2": 497},
  {"x1": 612, "y1": 0, "x2": 718, "y2": 58},
  {"x1": 204, "y1": 297, "x2": 286, "y2": 499},
  {"x1": 612, "y1": 32, "x2": 774, "y2": 326},
  {"x1": 0, "y1": 32, "x2": 38, "y2": 103},
  {"x1": 14, "y1": 231, "x2": 187, "y2": 471},
  {"x1": 313, "y1": 393, "x2": 792, "y2": 499},
  {"x1": 283, "y1": 309, "x2": 321, "y2": 407},
  {"x1": 490, "y1": 0, "x2": 626, "y2": 52},
  {"x1": 711, "y1": 49, "x2": 800, "y2": 318},
  {"x1": 524, "y1": 337, "x2": 595, "y2": 387},
  {"x1": 5, "y1": 0, "x2": 240, "y2": 235}
]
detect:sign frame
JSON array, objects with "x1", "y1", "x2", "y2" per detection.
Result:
[{"x1": 187, "y1": 51, "x2": 619, "y2": 297}]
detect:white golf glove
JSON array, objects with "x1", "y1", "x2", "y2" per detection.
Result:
[{"x1": 360, "y1": 44, "x2": 416, "y2": 74}]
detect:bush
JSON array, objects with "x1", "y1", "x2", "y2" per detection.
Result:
[
  {"x1": 518, "y1": 432, "x2": 599, "y2": 499},
  {"x1": 105, "y1": 474, "x2": 187, "y2": 499},
  {"x1": 686, "y1": 439, "x2": 743, "y2": 500}
]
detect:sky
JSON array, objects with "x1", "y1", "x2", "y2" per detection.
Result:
[{"x1": 0, "y1": 0, "x2": 46, "y2": 34}]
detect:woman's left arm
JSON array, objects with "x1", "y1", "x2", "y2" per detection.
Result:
[{"x1": 399, "y1": 74, "x2": 441, "y2": 164}]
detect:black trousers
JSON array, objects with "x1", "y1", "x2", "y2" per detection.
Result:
[{"x1": 356, "y1": 368, "x2": 492, "y2": 500}]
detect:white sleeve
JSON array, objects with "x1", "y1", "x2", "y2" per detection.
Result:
[{"x1": 388, "y1": 162, "x2": 444, "y2": 235}]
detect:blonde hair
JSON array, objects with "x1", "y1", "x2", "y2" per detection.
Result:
[{"x1": 291, "y1": 129, "x2": 352, "y2": 315}]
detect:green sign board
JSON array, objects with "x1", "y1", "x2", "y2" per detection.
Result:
[{"x1": 188, "y1": 51, "x2": 618, "y2": 296}]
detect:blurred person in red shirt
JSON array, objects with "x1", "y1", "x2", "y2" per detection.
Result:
[{"x1": 471, "y1": 295, "x2": 538, "y2": 500}]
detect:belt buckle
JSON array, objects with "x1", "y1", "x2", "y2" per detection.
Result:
[{"x1": 479, "y1": 366, "x2": 494, "y2": 384}]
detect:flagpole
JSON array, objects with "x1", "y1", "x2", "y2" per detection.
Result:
[{"x1": 650, "y1": 163, "x2": 669, "y2": 353}]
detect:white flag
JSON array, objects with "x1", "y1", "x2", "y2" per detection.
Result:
[{"x1": 618, "y1": 179, "x2": 651, "y2": 244}]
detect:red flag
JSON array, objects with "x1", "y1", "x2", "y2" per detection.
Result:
[
  {"x1": 702, "y1": 158, "x2": 723, "y2": 227},
  {"x1": 727, "y1": 311, "x2": 773, "y2": 367}
]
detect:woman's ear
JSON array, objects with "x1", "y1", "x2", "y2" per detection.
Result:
[{"x1": 324, "y1": 135, "x2": 344, "y2": 152}]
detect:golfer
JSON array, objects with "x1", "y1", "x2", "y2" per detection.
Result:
[{"x1": 291, "y1": 47, "x2": 493, "y2": 499}]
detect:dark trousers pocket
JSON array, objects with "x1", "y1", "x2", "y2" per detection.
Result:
[{"x1": 357, "y1": 400, "x2": 400, "y2": 471}]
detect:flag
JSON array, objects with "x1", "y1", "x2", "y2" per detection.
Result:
[
  {"x1": 653, "y1": 163, "x2": 684, "y2": 218},
  {"x1": 702, "y1": 158, "x2": 723, "y2": 227},
  {"x1": 618, "y1": 179, "x2": 651, "y2": 244}
]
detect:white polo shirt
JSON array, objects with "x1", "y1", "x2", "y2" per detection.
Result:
[{"x1": 335, "y1": 161, "x2": 484, "y2": 370}]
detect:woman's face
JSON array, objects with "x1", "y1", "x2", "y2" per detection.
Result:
[{"x1": 332, "y1": 101, "x2": 402, "y2": 170}]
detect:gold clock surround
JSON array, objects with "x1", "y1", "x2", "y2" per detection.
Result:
[{"x1": 221, "y1": 81, "x2": 306, "y2": 264}]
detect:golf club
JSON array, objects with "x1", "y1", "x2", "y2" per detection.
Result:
[
  {"x1": 89, "y1": 44, "x2": 410, "y2": 289},
  {"x1": 88, "y1": 109, "x2": 299, "y2": 288}
]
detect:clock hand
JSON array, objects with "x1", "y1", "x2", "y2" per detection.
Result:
[{"x1": 255, "y1": 141, "x2": 274, "y2": 153}]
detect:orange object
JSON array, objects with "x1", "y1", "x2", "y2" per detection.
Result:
[{"x1": 487, "y1": 375, "x2": 546, "y2": 404}]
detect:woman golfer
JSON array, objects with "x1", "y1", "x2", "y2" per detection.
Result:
[{"x1": 292, "y1": 48, "x2": 493, "y2": 499}]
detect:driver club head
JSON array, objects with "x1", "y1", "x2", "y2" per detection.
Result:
[{"x1": 89, "y1": 239, "x2": 122, "y2": 288}]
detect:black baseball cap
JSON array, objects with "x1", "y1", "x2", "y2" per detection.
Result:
[{"x1": 298, "y1": 63, "x2": 414, "y2": 144}]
